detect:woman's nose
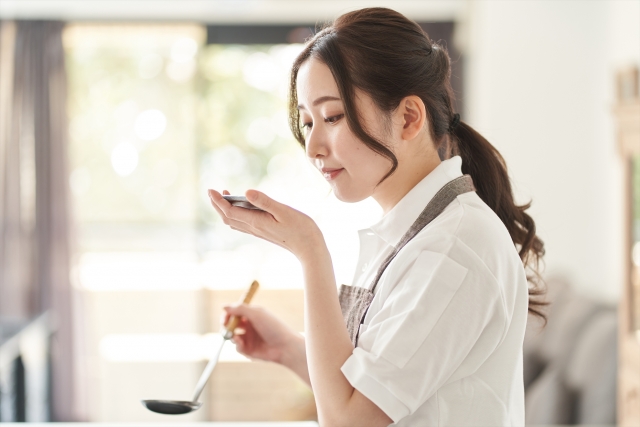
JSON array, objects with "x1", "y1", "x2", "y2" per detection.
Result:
[{"x1": 305, "y1": 128, "x2": 328, "y2": 159}]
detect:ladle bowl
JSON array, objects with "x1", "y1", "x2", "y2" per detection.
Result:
[{"x1": 141, "y1": 400, "x2": 202, "y2": 415}]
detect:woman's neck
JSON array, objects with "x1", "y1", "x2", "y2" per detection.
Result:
[{"x1": 372, "y1": 148, "x2": 441, "y2": 215}]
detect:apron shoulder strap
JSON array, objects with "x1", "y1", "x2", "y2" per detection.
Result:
[{"x1": 368, "y1": 175, "x2": 475, "y2": 293}]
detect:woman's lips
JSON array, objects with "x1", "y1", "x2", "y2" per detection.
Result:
[{"x1": 322, "y1": 168, "x2": 343, "y2": 180}]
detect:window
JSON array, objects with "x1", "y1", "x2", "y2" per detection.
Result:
[
  {"x1": 66, "y1": 24, "x2": 380, "y2": 293},
  {"x1": 64, "y1": 23, "x2": 380, "y2": 421}
]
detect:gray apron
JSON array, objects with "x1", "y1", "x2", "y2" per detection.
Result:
[{"x1": 338, "y1": 175, "x2": 476, "y2": 346}]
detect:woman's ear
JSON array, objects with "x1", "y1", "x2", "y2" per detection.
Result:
[{"x1": 398, "y1": 95, "x2": 427, "y2": 141}]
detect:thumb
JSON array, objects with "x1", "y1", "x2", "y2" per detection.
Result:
[
  {"x1": 245, "y1": 190, "x2": 283, "y2": 219},
  {"x1": 222, "y1": 303, "x2": 260, "y2": 325},
  {"x1": 223, "y1": 303, "x2": 250, "y2": 317}
]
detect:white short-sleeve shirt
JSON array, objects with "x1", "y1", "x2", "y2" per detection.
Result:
[{"x1": 340, "y1": 156, "x2": 529, "y2": 426}]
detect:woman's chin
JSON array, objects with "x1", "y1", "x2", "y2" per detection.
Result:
[{"x1": 332, "y1": 188, "x2": 370, "y2": 204}]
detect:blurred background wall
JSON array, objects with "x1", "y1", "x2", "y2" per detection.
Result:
[
  {"x1": 0, "y1": 0, "x2": 638, "y2": 424},
  {"x1": 466, "y1": 0, "x2": 639, "y2": 302}
]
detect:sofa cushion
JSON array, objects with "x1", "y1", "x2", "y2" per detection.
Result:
[
  {"x1": 564, "y1": 309, "x2": 617, "y2": 425},
  {"x1": 525, "y1": 366, "x2": 574, "y2": 425}
]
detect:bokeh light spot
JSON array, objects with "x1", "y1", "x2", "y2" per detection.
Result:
[
  {"x1": 243, "y1": 52, "x2": 279, "y2": 92},
  {"x1": 134, "y1": 109, "x2": 167, "y2": 141},
  {"x1": 111, "y1": 142, "x2": 139, "y2": 176},
  {"x1": 170, "y1": 37, "x2": 198, "y2": 63}
]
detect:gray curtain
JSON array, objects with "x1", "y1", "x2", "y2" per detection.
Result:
[
  {"x1": 0, "y1": 21, "x2": 29, "y2": 320},
  {"x1": 0, "y1": 20, "x2": 76, "y2": 421}
]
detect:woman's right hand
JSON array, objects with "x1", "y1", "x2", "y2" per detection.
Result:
[{"x1": 222, "y1": 304, "x2": 310, "y2": 385}]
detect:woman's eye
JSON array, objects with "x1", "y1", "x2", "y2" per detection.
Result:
[
  {"x1": 302, "y1": 122, "x2": 312, "y2": 131},
  {"x1": 325, "y1": 114, "x2": 344, "y2": 124}
]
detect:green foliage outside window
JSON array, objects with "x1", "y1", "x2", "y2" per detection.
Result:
[{"x1": 65, "y1": 25, "x2": 305, "y2": 255}]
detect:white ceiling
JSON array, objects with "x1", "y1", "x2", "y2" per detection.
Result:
[{"x1": 0, "y1": 0, "x2": 467, "y2": 23}]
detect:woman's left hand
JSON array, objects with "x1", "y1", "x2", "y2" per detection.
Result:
[{"x1": 208, "y1": 189, "x2": 323, "y2": 260}]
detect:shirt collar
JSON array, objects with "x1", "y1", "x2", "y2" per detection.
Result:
[{"x1": 367, "y1": 156, "x2": 464, "y2": 247}]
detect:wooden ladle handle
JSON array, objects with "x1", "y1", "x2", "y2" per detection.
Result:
[{"x1": 223, "y1": 280, "x2": 259, "y2": 339}]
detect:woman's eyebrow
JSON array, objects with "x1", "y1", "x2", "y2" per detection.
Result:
[{"x1": 298, "y1": 95, "x2": 341, "y2": 110}]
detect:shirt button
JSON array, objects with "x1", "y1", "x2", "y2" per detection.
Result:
[{"x1": 362, "y1": 263, "x2": 368, "y2": 272}]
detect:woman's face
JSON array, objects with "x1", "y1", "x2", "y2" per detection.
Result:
[{"x1": 296, "y1": 58, "x2": 394, "y2": 203}]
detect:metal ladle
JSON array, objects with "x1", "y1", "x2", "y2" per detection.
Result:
[{"x1": 141, "y1": 280, "x2": 260, "y2": 415}]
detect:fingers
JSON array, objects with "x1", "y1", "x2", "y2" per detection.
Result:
[
  {"x1": 208, "y1": 189, "x2": 270, "y2": 230},
  {"x1": 222, "y1": 304, "x2": 269, "y2": 337},
  {"x1": 245, "y1": 189, "x2": 283, "y2": 221},
  {"x1": 223, "y1": 303, "x2": 258, "y2": 321},
  {"x1": 220, "y1": 311, "x2": 229, "y2": 327},
  {"x1": 220, "y1": 311, "x2": 239, "y2": 329},
  {"x1": 208, "y1": 189, "x2": 253, "y2": 230},
  {"x1": 231, "y1": 334, "x2": 249, "y2": 355},
  {"x1": 208, "y1": 189, "x2": 229, "y2": 215},
  {"x1": 223, "y1": 314, "x2": 254, "y2": 357},
  {"x1": 208, "y1": 189, "x2": 232, "y2": 214}
]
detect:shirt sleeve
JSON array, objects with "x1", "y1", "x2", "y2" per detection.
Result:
[{"x1": 340, "y1": 249, "x2": 507, "y2": 423}]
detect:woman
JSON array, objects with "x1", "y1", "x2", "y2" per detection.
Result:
[{"x1": 208, "y1": 7, "x2": 545, "y2": 427}]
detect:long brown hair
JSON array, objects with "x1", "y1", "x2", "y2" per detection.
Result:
[{"x1": 288, "y1": 7, "x2": 547, "y2": 319}]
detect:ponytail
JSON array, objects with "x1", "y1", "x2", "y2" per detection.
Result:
[{"x1": 452, "y1": 121, "x2": 547, "y2": 320}]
